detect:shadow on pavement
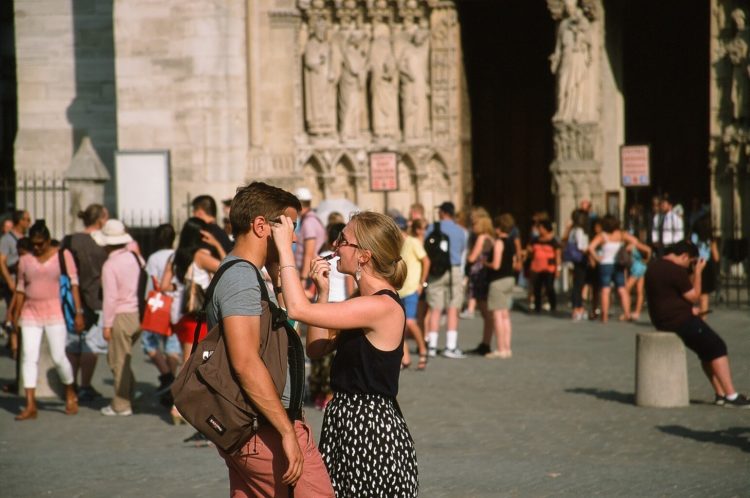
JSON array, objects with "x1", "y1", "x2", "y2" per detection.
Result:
[
  {"x1": 565, "y1": 387, "x2": 635, "y2": 405},
  {"x1": 657, "y1": 425, "x2": 750, "y2": 453}
]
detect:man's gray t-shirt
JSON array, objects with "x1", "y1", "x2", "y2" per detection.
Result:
[
  {"x1": 206, "y1": 255, "x2": 290, "y2": 407},
  {"x1": 0, "y1": 232, "x2": 20, "y2": 269}
]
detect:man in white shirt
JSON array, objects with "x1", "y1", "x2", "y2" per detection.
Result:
[{"x1": 651, "y1": 194, "x2": 684, "y2": 255}]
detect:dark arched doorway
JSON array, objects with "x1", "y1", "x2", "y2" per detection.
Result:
[{"x1": 457, "y1": 1, "x2": 556, "y2": 231}]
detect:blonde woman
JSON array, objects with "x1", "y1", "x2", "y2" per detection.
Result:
[
  {"x1": 464, "y1": 214, "x2": 495, "y2": 356},
  {"x1": 273, "y1": 212, "x2": 418, "y2": 497}
]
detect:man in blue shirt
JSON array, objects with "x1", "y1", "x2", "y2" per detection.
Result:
[{"x1": 425, "y1": 202, "x2": 468, "y2": 358}]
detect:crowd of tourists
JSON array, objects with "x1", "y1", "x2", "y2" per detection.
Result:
[{"x1": 1, "y1": 185, "x2": 748, "y2": 497}]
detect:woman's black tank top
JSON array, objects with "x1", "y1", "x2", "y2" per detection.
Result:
[
  {"x1": 488, "y1": 236, "x2": 516, "y2": 281},
  {"x1": 330, "y1": 289, "x2": 405, "y2": 398}
]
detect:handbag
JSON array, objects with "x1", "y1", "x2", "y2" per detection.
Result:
[
  {"x1": 141, "y1": 276, "x2": 173, "y2": 336},
  {"x1": 615, "y1": 243, "x2": 632, "y2": 269},
  {"x1": 58, "y1": 249, "x2": 77, "y2": 333},
  {"x1": 181, "y1": 264, "x2": 206, "y2": 317},
  {"x1": 171, "y1": 259, "x2": 305, "y2": 454}
]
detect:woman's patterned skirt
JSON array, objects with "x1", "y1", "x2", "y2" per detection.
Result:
[{"x1": 319, "y1": 392, "x2": 419, "y2": 497}]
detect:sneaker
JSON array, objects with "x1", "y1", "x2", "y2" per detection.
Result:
[
  {"x1": 723, "y1": 393, "x2": 750, "y2": 408},
  {"x1": 714, "y1": 394, "x2": 726, "y2": 406},
  {"x1": 427, "y1": 347, "x2": 437, "y2": 358},
  {"x1": 441, "y1": 348, "x2": 467, "y2": 359},
  {"x1": 77, "y1": 386, "x2": 103, "y2": 403},
  {"x1": 100, "y1": 405, "x2": 133, "y2": 416},
  {"x1": 459, "y1": 310, "x2": 475, "y2": 319},
  {"x1": 466, "y1": 343, "x2": 491, "y2": 356}
]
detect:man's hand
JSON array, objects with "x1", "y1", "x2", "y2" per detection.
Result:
[
  {"x1": 280, "y1": 429, "x2": 304, "y2": 485},
  {"x1": 103, "y1": 327, "x2": 112, "y2": 342}
]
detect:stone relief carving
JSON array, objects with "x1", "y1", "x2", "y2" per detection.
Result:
[
  {"x1": 399, "y1": 21, "x2": 431, "y2": 139},
  {"x1": 549, "y1": 0, "x2": 595, "y2": 123},
  {"x1": 552, "y1": 122, "x2": 597, "y2": 161},
  {"x1": 304, "y1": 17, "x2": 338, "y2": 136},
  {"x1": 369, "y1": 22, "x2": 400, "y2": 138},
  {"x1": 294, "y1": 0, "x2": 457, "y2": 208},
  {"x1": 337, "y1": 23, "x2": 369, "y2": 139},
  {"x1": 725, "y1": 8, "x2": 750, "y2": 122}
]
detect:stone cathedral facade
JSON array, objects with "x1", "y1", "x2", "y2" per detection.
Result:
[{"x1": 8, "y1": 0, "x2": 750, "y2": 244}]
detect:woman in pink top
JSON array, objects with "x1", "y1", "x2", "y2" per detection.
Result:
[{"x1": 13, "y1": 221, "x2": 84, "y2": 420}]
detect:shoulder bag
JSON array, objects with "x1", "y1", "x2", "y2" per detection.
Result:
[{"x1": 171, "y1": 260, "x2": 305, "y2": 454}]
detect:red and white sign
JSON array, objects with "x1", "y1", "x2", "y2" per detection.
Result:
[
  {"x1": 620, "y1": 145, "x2": 650, "y2": 187},
  {"x1": 369, "y1": 152, "x2": 399, "y2": 192}
]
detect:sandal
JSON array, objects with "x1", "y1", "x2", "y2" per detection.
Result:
[{"x1": 417, "y1": 354, "x2": 428, "y2": 371}]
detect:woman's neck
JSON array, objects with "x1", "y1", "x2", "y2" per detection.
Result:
[{"x1": 356, "y1": 271, "x2": 394, "y2": 297}]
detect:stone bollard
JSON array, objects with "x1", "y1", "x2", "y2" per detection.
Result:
[
  {"x1": 635, "y1": 332, "x2": 689, "y2": 407},
  {"x1": 18, "y1": 334, "x2": 65, "y2": 399}
]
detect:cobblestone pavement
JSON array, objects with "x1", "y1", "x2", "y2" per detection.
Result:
[{"x1": 1, "y1": 306, "x2": 748, "y2": 497}]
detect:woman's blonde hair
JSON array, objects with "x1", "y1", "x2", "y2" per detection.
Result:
[
  {"x1": 349, "y1": 211, "x2": 407, "y2": 290},
  {"x1": 473, "y1": 215, "x2": 494, "y2": 237}
]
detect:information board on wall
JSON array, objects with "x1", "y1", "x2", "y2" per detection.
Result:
[
  {"x1": 115, "y1": 151, "x2": 171, "y2": 227},
  {"x1": 620, "y1": 145, "x2": 650, "y2": 187},
  {"x1": 369, "y1": 151, "x2": 399, "y2": 192}
]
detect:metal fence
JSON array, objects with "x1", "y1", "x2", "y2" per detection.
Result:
[
  {"x1": 1, "y1": 173, "x2": 69, "y2": 239},
  {"x1": 2, "y1": 173, "x2": 192, "y2": 259}
]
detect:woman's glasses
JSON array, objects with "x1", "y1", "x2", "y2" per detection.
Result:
[{"x1": 334, "y1": 232, "x2": 360, "y2": 250}]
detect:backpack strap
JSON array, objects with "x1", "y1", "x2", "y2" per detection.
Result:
[
  {"x1": 245, "y1": 264, "x2": 305, "y2": 417},
  {"x1": 190, "y1": 258, "x2": 247, "y2": 353},
  {"x1": 58, "y1": 248, "x2": 70, "y2": 277}
]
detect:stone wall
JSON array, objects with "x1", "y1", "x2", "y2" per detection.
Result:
[
  {"x1": 114, "y1": 0, "x2": 248, "y2": 218},
  {"x1": 14, "y1": 0, "x2": 117, "y2": 202}
]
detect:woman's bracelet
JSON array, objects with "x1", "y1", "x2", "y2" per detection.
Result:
[{"x1": 279, "y1": 264, "x2": 297, "y2": 273}]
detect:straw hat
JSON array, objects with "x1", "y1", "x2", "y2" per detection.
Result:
[{"x1": 95, "y1": 219, "x2": 133, "y2": 246}]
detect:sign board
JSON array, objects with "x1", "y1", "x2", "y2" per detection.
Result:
[
  {"x1": 115, "y1": 151, "x2": 171, "y2": 227},
  {"x1": 369, "y1": 151, "x2": 399, "y2": 192},
  {"x1": 620, "y1": 145, "x2": 650, "y2": 187}
]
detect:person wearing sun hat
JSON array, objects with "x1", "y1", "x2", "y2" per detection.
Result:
[{"x1": 96, "y1": 219, "x2": 145, "y2": 416}]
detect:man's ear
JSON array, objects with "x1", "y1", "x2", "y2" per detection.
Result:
[{"x1": 251, "y1": 216, "x2": 267, "y2": 237}]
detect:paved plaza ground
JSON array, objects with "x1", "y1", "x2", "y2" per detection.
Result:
[{"x1": 0, "y1": 305, "x2": 748, "y2": 497}]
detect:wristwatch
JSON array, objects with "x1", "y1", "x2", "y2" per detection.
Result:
[{"x1": 421, "y1": 282, "x2": 428, "y2": 288}]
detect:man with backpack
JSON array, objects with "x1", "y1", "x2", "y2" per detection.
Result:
[
  {"x1": 205, "y1": 182, "x2": 334, "y2": 496},
  {"x1": 425, "y1": 202, "x2": 468, "y2": 358}
]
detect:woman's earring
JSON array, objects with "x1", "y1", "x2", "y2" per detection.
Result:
[{"x1": 355, "y1": 262, "x2": 362, "y2": 282}]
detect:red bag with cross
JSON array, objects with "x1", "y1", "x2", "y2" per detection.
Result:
[{"x1": 140, "y1": 276, "x2": 173, "y2": 336}]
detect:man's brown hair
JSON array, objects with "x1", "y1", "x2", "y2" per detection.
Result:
[{"x1": 230, "y1": 182, "x2": 301, "y2": 238}]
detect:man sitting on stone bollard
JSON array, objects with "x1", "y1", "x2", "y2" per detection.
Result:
[{"x1": 644, "y1": 241, "x2": 749, "y2": 408}]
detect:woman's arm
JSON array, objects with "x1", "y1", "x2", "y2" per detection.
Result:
[
  {"x1": 273, "y1": 218, "x2": 402, "y2": 348},
  {"x1": 587, "y1": 234, "x2": 603, "y2": 263},
  {"x1": 195, "y1": 248, "x2": 221, "y2": 274},
  {"x1": 200, "y1": 230, "x2": 227, "y2": 260},
  {"x1": 710, "y1": 240, "x2": 720, "y2": 262},
  {"x1": 466, "y1": 234, "x2": 486, "y2": 264},
  {"x1": 160, "y1": 260, "x2": 175, "y2": 292}
]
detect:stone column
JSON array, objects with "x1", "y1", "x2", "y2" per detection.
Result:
[
  {"x1": 547, "y1": 0, "x2": 606, "y2": 232},
  {"x1": 711, "y1": 1, "x2": 750, "y2": 244},
  {"x1": 64, "y1": 136, "x2": 111, "y2": 234}
]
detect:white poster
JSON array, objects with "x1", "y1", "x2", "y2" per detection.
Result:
[{"x1": 115, "y1": 151, "x2": 171, "y2": 227}]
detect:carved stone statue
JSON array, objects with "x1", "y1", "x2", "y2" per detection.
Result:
[
  {"x1": 304, "y1": 19, "x2": 338, "y2": 136},
  {"x1": 338, "y1": 26, "x2": 369, "y2": 140},
  {"x1": 726, "y1": 8, "x2": 750, "y2": 121},
  {"x1": 399, "y1": 23, "x2": 431, "y2": 139},
  {"x1": 368, "y1": 23, "x2": 399, "y2": 138},
  {"x1": 549, "y1": 0, "x2": 593, "y2": 123}
]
